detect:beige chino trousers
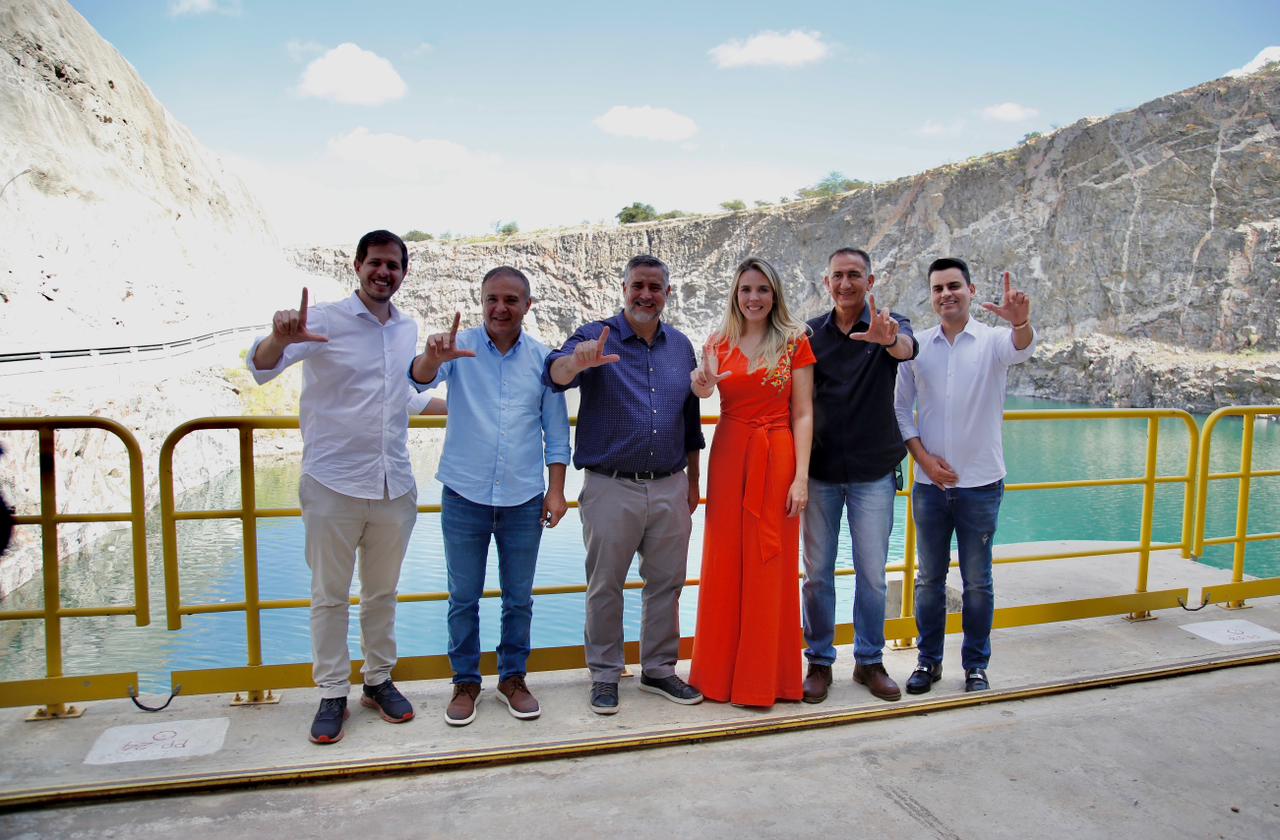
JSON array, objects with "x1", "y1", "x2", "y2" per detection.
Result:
[{"x1": 299, "y1": 474, "x2": 418, "y2": 698}]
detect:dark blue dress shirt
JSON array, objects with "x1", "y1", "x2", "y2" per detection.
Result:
[{"x1": 544, "y1": 311, "x2": 705, "y2": 473}]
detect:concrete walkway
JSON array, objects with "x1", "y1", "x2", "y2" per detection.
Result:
[{"x1": 2, "y1": 546, "x2": 1279, "y2": 838}]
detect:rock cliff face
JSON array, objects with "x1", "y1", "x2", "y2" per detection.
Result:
[
  {"x1": 0, "y1": 0, "x2": 330, "y2": 350},
  {"x1": 0, "y1": 0, "x2": 333, "y2": 596},
  {"x1": 297, "y1": 67, "x2": 1280, "y2": 411}
]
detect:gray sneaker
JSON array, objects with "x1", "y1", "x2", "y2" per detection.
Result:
[
  {"x1": 590, "y1": 681, "x2": 619, "y2": 715},
  {"x1": 638, "y1": 673, "x2": 703, "y2": 705}
]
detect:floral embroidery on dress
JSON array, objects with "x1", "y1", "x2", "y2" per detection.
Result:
[{"x1": 760, "y1": 338, "x2": 800, "y2": 394}]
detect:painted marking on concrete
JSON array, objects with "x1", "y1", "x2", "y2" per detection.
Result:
[
  {"x1": 1180, "y1": 619, "x2": 1280, "y2": 646},
  {"x1": 84, "y1": 718, "x2": 230, "y2": 765}
]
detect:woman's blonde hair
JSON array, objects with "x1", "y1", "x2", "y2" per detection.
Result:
[{"x1": 710, "y1": 256, "x2": 807, "y2": 374}]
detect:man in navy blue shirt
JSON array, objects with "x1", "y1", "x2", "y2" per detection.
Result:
[
  {"x1": 802, "y1": 248, "x2": 918, "y2": 704},
  {"x1": 545, "y1": 255, "x2": 706, "y2": 714}
]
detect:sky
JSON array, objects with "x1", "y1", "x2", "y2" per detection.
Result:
[{"x1": 69, "y1": 0, "x2": 1280, "y2": 246}]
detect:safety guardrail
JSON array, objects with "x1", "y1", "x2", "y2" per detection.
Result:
[
  {"x1": 1191, "y1": 406, "x2": 1280, "y2": 609},
  {"x1": 0, "y1": 418, "x2": 149, "y2": 718},
  {"x1": 155, "y1": 408, "x2": 1203, "y2": 701},
  {"x1": 884, "y1": 408, "x2": 1199, "y2": 644}
]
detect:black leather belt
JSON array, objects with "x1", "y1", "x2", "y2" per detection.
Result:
[{"x1": 587, "y1": 467, "x2": 677, "y2": 481}]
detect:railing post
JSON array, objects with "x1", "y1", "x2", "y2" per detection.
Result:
[
  {"x1": 1126, "y1": 416, "x2": 1159, "y2": 622},
  {"x1": 1224, "y1": 414, "x2": 1256, "y2": 610},
  {"x1": 28, "y1": 428, "x2": 83, "y2": 719},
  {"x1": 1179, "y1": 416, "x2": 1199, "y2": 560},
  {"x1": 893, "y1": 458, "x2": 917, "y2": 649},
  {"x1": 233, "y1": 425, "x2": 277, "y2": 705}
]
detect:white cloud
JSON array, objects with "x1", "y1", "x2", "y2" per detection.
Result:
[
  {"x1": 297, "y1": 43, "x2": 407, "y2": 106},
  {"x1": 285, "y1": 39, "x2": 325, "y2": 63},
  {"x1": 1225, "y1": 46, "x2": 1280, "y2": 77},
  {"x1": 917, "y1": 119, "x2": 965, "y2": 137},
  {"x1": 981, "y1": 102, "x2": 1039, "y2": 122},
  {"x1": 593, "y1": 106, "x2": 698, "y2": 142},
  {"x1": 409, "y1": 42, "x2": 434, "y2": 57},
  {"x1": 168, "y1": 0, "x2": 240, "y2": 16},
  {"x1": 709, "y1": 30, "x2": 830, "y2": 68},
  {"x1": 325, "y1": 127, "x2": 501, "y2": 180}
]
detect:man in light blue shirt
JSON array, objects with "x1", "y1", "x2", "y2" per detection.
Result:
[{"x1": 409, "y1": 266, "x2": 570, "y2": 726}]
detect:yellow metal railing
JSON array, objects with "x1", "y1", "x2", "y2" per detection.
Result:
[
  {"x1": 156, "y1": 408, "x2": 1203, "y2": 699},
  {"x1": 1191, "y1": 406, "x2": 1280, "y2": 609},
  {"x1": 881, "y1": 408, "x2": 1200, "y2": 644},
  {"x1": 0, "y1": 418, "x2": 148, "y2": 718}
]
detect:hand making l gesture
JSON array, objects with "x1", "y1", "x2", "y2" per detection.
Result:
[
  {"x1": 272, "y1": 288, "x2": 329, "y2": 345},
  {"x1": 690, "y1": 345, "x2": 731, "y2": 397},
  {"x1": 423, "y1": 312, "x2": 479, "y2": 366},
  {"x1": 571, "y1": 325, "x2": 622, "y2": 371},
  {"x1": 848, "y1": 294, "x2": 900, "y2": 347},
  {"x1": 981, "y1": 272, "x2": 1031, "y2": 326}
]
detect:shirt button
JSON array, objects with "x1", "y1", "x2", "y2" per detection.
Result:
[
  {"x1": 649, "y1": 368, "x2": 654, "y2": 373},
  {"x1": 652, "y1": 409, "x2": 657, "y2": 414}
]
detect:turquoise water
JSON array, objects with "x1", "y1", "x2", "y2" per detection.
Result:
[{"x1": 1, "y1": 397, "x2": 1277, "y2": 693}]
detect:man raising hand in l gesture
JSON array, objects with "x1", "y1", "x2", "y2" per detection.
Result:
[
  {"x1": 981, "y1": 272, "x2": 1034, "y2": 351},
  {"x1": 252, "y1": 288, "x2": 328, "y2": 370},
  {"x1": 410, "y1": 312, "x2": 479, "y2": 384}
]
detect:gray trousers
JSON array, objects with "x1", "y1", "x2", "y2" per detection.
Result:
[
  {"x1": 579, "y1": 470, "x2": 693, "y2": 683},
  {"x1": 300, "y1": 474, "x2": 418, "y2": 698}
]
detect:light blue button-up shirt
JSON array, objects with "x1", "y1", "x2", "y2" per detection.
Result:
[{"x1": 410, "y1": 326, "x2": 571, "y2": 506}]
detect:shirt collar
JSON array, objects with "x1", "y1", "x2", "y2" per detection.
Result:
[
  {"x1": 611, "y1": 310, "x2": 665, "y2": 343},
  {"x1": 931, "y1": 316, "x2": 979, "y2": 345},
  {"x1": 344, "y1": 291, "x2": 403, "y2": 324},
  {"x1": 822, "y1": 305, "x2": 871, "y2": 336},
  {"x1": 482, "y1": 327, "x2": 524, "y2": 354}
]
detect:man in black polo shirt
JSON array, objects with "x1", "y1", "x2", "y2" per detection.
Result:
[{"x1": 801, "y1": 247, "x2": 917, "y2": 703}]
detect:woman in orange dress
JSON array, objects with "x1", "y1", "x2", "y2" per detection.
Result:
[{"x1": 688, "y1": 257, "x2": 815, "y2": 707}]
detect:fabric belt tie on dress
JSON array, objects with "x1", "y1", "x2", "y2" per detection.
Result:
[{"x1": 724, "y1": 415, "x2": 789, "y2": 565}]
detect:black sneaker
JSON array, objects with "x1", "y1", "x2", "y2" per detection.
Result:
[
  {"x1": 361, "y1": 679, "x2": 414, "y2": 722},
  {"x1": 906, "y1": 662, "x2": 943, "y2": 695},
  {"x1": 590, "y1": 681, "x2": 619, "y2": 715},
  {"x1": 638, "y1": 673, "x2": 704, "y2": 705},
  {"x1": 309, "y1": 696, "x2": 349, "y2": 744},
  {"x1": 965, "y1": 667, "x2": 990, "y2": 692}
]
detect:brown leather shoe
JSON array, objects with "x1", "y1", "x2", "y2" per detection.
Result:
[
  {"x1": 496, "y1": 675, "x2": 541, "y2": 720},
  {"x1": 853, "y1": 663, "x2": 902, "y2": 701},
  {"x1": 445, "y1": 682, "x2": 480, "y2": 726},
  {"x1": 802, "y1": 663, "x2": 833, "y2": 704}
]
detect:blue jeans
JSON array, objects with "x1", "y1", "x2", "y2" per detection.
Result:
[
  {"x1": 441, "y1": 486, "x2": 544, "y2": 684},
  {"x1": 802, "y1": 473, "x2": 897, "y2": 666},
  {"x1": 912, "y1": 480, "x2": 1003, "y2": 671}
]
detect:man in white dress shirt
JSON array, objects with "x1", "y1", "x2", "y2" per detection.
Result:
[
  {"x1": 894, "y1": 257, "x2": 1036, "y2": 694},
  {"x1": 248, "y1": 230, "x2": 419, "y2": 744}
]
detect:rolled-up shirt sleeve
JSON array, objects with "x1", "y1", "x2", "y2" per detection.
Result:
[
  {"x1": 994, "y1": 326, "x2": 1038, "y2": 366},
  {"x1": 894, "y1": 361, "x2": 920, "y2": 442},
  {"x1": 542, "y1": 386, "x2": 572, "y2": 466},
  {"x1": 543, "y1": 323, "x2": 602, "y2": 392},
  {"x1": 682, "y1": 391, "x2": 706, "y2": 452},
  {"x1": 407, "y1": 357, "x2": 452, "y2": 392}
]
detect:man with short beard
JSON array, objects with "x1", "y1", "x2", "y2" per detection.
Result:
[
  {"x1": 545, "y1": 255, "x2": 705, "y2": 715},
  {"x1": 248, "y1": 229, "x2": 419, "y2": 744}
]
